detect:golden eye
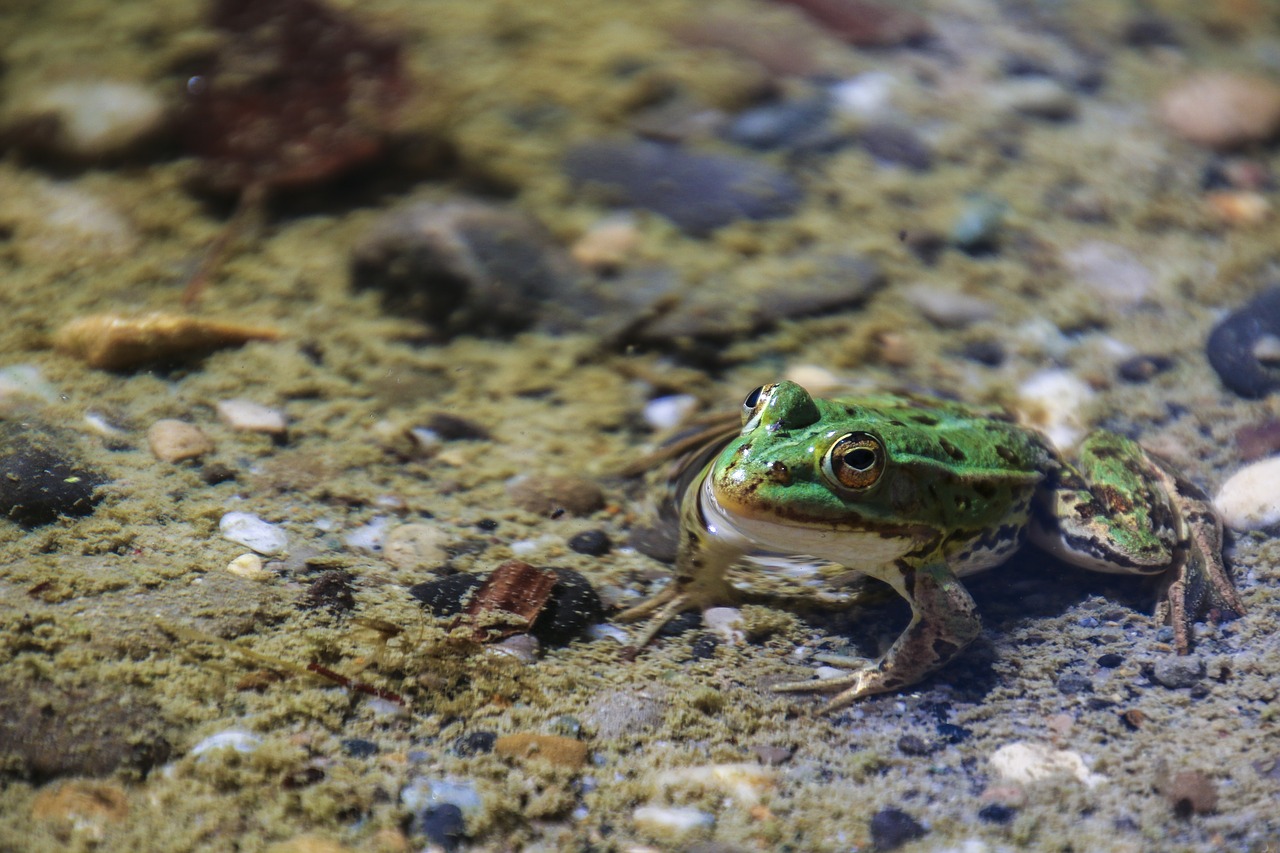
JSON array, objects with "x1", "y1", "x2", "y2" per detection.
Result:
[{"x1": 823, "y1": 432, "x2": 884, "y2": 490}]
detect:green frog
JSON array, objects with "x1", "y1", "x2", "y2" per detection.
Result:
[{"x1": 619, "y1": 381, "x2": 1245, "y2": 712}]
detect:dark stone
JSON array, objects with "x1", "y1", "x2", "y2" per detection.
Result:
[
  {"x1": 475, "y1": 518, "x2": 499, "y2": 531},
  {"x1": 567, "y1": 529, "x2": 612, "y2": 556},
  {"x1": 409, "y1": 572, "x2": 484, "y2": 617},
  {"x1": 724, "y1": 98, "x2": 839, "y2": 152},
  {"x1": 1151, "y1": 656, "x2": 1205, "y2": 689},
  {"x1": 859, "y1": 123, "x2": 933, "y2": 171},
  {"x1": 301, "y1": 570, "x2": 356, "y2": 613},
  {"x1": 935, "y1": 723, "x2": 972, "y2": 744},
  {"x1": 978, "y1": 803, "x2": 1017, "y2": 824},
  {"x1": 530, "y1": 567, "x2": 603, "y2": 645},
  {"x1": 1206, "y1": 287, "x2": 1280, "y2": 398},
  {"x1": 1096, "y1": 653, "x2": 1124, "y2": 668},
  {"x1": 351, "y1": 200, "x2": 590, "y2": 337},
  {"x1": 452, "y1": 730, "x2": 497, "y2": 756},
  {"x1": 897, "y1": 734, "x2": 936, "y2": 756},
  {"x1": 341, "y1": 738, "x2": 379, "y2": 758},
  {"x1": 689, "y1": 633, "x2": 720, "y2": 660},
  {"x1": 657, "y1": 610, "x2": 702, "y2": 637},
  {"x1": 628, "y1": 520, "x2": 679, "y2": 563},
  {"x1": 1057, "y1": 672, "x2": 1093, "y2": 695},
  {"x1": 869, "y1": 807, "x2": 927, "y2": 851},
  {"x1": 419, "y1": 803, "x2": 466, "y2": 852},
  {"x1": 564, "y1": 139, "x2": 803, "y2": 236},
  {"x1": 425, "y1": 412, "x2": 491, "y2": 441},
  {"x1": 200, "y1": 461, "x2": 238, "y2": 485},
  {"x1": 0, "y1": 425, "x2": 106, "y2": 527},
  {"x1": 1122, "y1": 14, "x2": 1181, "y2": 48},
  {"x1": 1117, "y1": 354, "x2": 1174, "y2": 383}
]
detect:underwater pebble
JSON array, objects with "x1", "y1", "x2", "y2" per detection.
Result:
[
  {"x1": 869, "y1": 808, "x2": 926, "y2": 851},
  {"x1": 1018, "y1": 369, "x2": 1094, "y2": 450},
  {"x1": 190, "y1": 729, "x2": 262, "y2": 757},
  {"x1": 724, "y1": 98, "x2": 835, "y2": 152},
  {"x1": 1161, "y1": 769, "x2": 1218, "y2": 816},
  {"x1": 567, "y1": 529, "x2": 612, "y2": 556},
  {"x1": 225, "y1": 553, "x2": 272, "y2": 581},
  {"x1": 649, "y1": 763, "x2": 776, "y2": 806},
  {"x1": 531, "y1": 568, "x2": 603, "y2": 645},
  {"x1": 901, "y1": 284, "x2": 996, "y2": 328},
  {"x1": 581, "y1": 688, "x2": 667, "y2": 740},
  {"x1": 507, "y1": 474, "x2": 604, "y2": 516},
  {"x1": 10, "y1": 179, "x2": 139, "y2": 263},
  {"x1": 216, "y1": 399, "x2": 287, "y2": 434},
  {"x1": 418, "y1": 805, "x2": 465, "y2": 852},
  {"x1": 147, "y1": 419, "x2": 214, "y2": 463},
  {"x1": 452, "y1": 731, "x2": 497, "y2": 756},
  {"x1": 1215, "y1": 455, "x2": 1280, "y2": 530},
  {"x1": 643, "y1": 394, "x2": 699, "y2": 431},
  {"x1": 1160, "y1": 72, "x2": 1280, "y2": 150},
  {"x1": 1151, "y1": 655, "x2": 1205, "y2": 689},
  {"x1": 54, "y1": 312, "x2": 281, "y2": 370},
  {"x1": 564, "y1": 139, "x2": 802, "y2": 236},
  {"x1": 988, "y1": 77, "x2": 1077, "y2": 120},
  {"x1": 351, "y1": 200, "x2": 586, "y2": 337},
  {"x1": 0, "y1": 364, "x2": 59, "y2": 405},
  {"x1": 1206, "y1": 286, "x2": 1280, "y2": 398},
  {"x1": 632, "y1": 805, "x2": 715, "y2": 838},
  {"x1": 409, "y1": 573, "x2": 483, "y2": 616},
  {"x1": 31, "y1": 780, "x2": 129, "y2": 837},
  {"x1": 830, "y1": 72, "x2": 897, "y2": 118},
  {"x1": 383, "y1": 522, "x2": 449, "y2": 571},
  {"x1": 219, "y1": 511, "x2": 289, "y2": 556},
  {"x1": 989, "y1": 741, "x2": 1106, "y2": 788},
  {"x1": 7, "y1": 81, "x2": 166, "y2": 161},
  {"x1": 1056, "y1": 672, "x2": 1093, "y2": 695},
  {"x1": 858, "y1": 122, "x2": 932, "y2": 170},
  {"x1": 490, "y1": 633, "x2": 540, "y2": 662},
  {"x1": 493, "y1": 733, "x2": 589, "y2": 770},
  {"x1": 401, "y1": 777, "x2": 486, "y2": 820},
  {"x1": 343, "y1": 515, "x2": 391, "y2": 553},
  {"x1": 0, "y1": 426, "x2": 106, "y2": 527},
  {"x1": 1062, "y1": 241, "x2": 1153, "y2": 310},
  {"x1": 977, "y1": 803, "x2": 1017, "y2": 825},
  {"x1": 949, "y1": 194, "x2": 1007, "y2": 252},
  {"x1": 1206, "y1": 190, "x2": 1271, "y2": 226},
  {"x1": 570, "y1": 214, "x2": 640, "y2": 271}
]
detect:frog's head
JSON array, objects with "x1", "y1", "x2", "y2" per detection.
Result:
[{"x1": 710, "y1": 381, "x2": 895, "y2": 527}]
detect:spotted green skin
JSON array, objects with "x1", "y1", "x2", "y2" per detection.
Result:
[{"x1": 620, "y1": 381, "x2": 1245, "y2": 712}]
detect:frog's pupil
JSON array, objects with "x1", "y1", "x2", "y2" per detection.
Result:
[
  {"x1": 743, "y1": 386, "x2": 764, "y2": 410},
  {"x1": 845, "y1": 448, "x2": 877, "y2": 470}
]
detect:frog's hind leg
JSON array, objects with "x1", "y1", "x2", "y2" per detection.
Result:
[
  {"x1": 1145, "y1": 456, "x2": 1246, "y2": 653},
  {"x1": 615, "y1": 586, "x2": 698, "y2": 649},
  {"x1": 774, "y1": 557, "x2": 981, "y2": 713}
]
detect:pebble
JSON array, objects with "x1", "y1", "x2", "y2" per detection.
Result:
[
  {"x1": 949, "y1": 194, "x2": 1007, "y2": 253},
  {"x1": 868, "y1": 807, "x2": 927, "y2": 851},
  {"x1": 53, "y1": 312, "x2": 282, "y2": 370},
  {"x1": 0, "y1": 364, "x2": 59, "y2": 405},
  {"x1": 563, "y1": 139, "x2": 803, "y2": 237},
  {"x1": 648, "y1": 762, "x2": 776, "y2": 807},
  {"x1": 493, "y1": 733, "x2": 589, "y2": 770},
  {"x1": 1159, "y1": 72, "x2": 1280, "y2": 150},
  {"x1": 989, "y1": 741, "x2": 1106, "y2": 788},
  {"x1": 567, "y1": 529, "x2": 612, "y2": 556},
  {"x1": 532, "y1": 568, "x2": 604, "y2": 644},
  {"x1": 1162, "y1": 769, "x2": 1218, "y2": 816},
  {"x1": 31, "y1": 780, "x2": 129, "y2": 838},
  {"x1": 1207, "y1": 287, "x2": 1280, "y2": 398},
  {"x1": 217, "y1": 399, "x2": 287, "y2": 434},
  {"x1": 901, "y1": 284, "x2": 996, "y2": 328},
  {"x1": 350, "y1": 200, "x2": 586, "y2": 337},
  {"x1": 858, "y1": 123, "x2": 932, "y2": 170},
  {"x1": 570, "y1": 214, "x2": 640, "y2": 271},
  {"x1": 419, "y1": 805, "x2": 466, "y2": 852},
  {"x1": 1117, "y1": 354, "x2": 1174, "y2": 383},
  {"x1": 452, "y1": 731, "x2": 497, "y2": 756},
  {"x1": 340, "y1": 738, "x2": 378, "y2": 758},
  {"x1": 147, "y1": 419, "x2": 215, "y2": 463},
  {"x1": 506, "y1": 474, "x2": 605, "y2": 516},
  {"x1": 988, "y1": 77, "x2": 1078, "y2": 121},
  {"x1": 1061, "y1": 241, "x2": 1153, "y2": 310},
  {"x1": 702, "y1": 606, "x2": 745, "y2": 644},
  {"x1": 409, "y1": 573, "x2": 484, "y2": 616},
  {"x1": 1056, "y1": 672, "x2": 1093, "y2": 695},
  {"x1": 490, "y1": 633, "x2": 540, "y2": 662},
  {"x1": 829, "y1": 72, "x2": 897, "y2": 118},
  {"x1": 642, "y1": 394, "x2": 699, "y2": 431},
  {"x1": 0, "y1": 426, "x2": 106, "y2": 527},
  {"x1": 11, "y1": 179, "x2": 140, "y2": 263},
  {"x1": 226, "y1": 553, "x2": 272, "y2": 581},
  {"x1": 580, "y1": 688, "x2": 667, "y2": 740},
  {"x1": 401, "y1": 777, "x2": 486, "y2": 819},
  {"x1": 632, "y1": 805, "x2": 715, "y2": 838},
  {"x1": 1017, "y1": 369, "x2": 1095, "y2": 450},
  {"x1": 190, "y1": 729, "x2": 263, "y2": 757},
  {"x1": 724, "y1": 98, "x2": 835, "y2": 152},
  {"x1": 343, "y1": 515, "x2": 391, "y2": 553},
  {"x1": 219, "y1": 511, "x2": 289, "y2": 556},
  {"x1": 1206, "y1": 190, "x2": 1271, "y2": 226},
  {"x1": 1097, "y1": 653, "x2": 1125, "y2": 668},
  {"x1": 977, "y1": 803, "x2": 1017, "y2": 825},
  {"x1": 1215, "y1": 455, "x2": 1280, "y2": 529},
  {"x1": 423, "y1": 412, "x2": 491, "y2": 441},
  {"x1": 1151, "y1": 655, "x2": 1205, "y2": 689},
  {"x1": 383, "y1": 522, "x2": 450, "y2": 571},
  {"x1": 7, "y1": 80, "x2": 166, "y2": 161}
]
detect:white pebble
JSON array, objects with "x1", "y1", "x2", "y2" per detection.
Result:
[
  {"x1": 643, "y1": 394, "x2": 699, "y2": 431},
  {"x1": 1017, "y1": 369, "x2": 1095, "y2": 450},
  {"x1": 219, "y1": 511, "x2": 289, "y2": 556},
  {"x1": 989, "y1": 741, "x2": 1106, "y2": 788},
  {"x1": 0, "y1": 364, "x2": 58, "y2": 404},
  {"x1": 586, "y1": 623, "x2": 630, "y2": 644},
  {"x1": 632, "y1": 805, "x2": 715, "y2": 838},
  {"x1": 18, "y1": 81, "x2": 166, "y2": 159},
  {"x1": 814, "y1": 666, "x2": 848, "y2": 680},
  {"x1": 216, "y1": 399, "x2": 287, "y2": 434},
  {"x1": 344, "y1": 516, "x2": 391, "y2": 553},
  {"x1": 225, "y1": 553, "x2": 272, "y2": 581},
  {"x1": 702, "y1": 606, "x2": 745, "y2": 645},
  {"x1": 190, "y1": 729, "x2": 262, "y2": 758},
  {"x1": 901, "y1": 283, "x2": 996, "y2": 328},
  {"x1": 648, "y1": 763, "x2": 776, "y2": 806},
  {"x1": 1214, "y1": 456, "x2": 1280, "y2": 530},
  {"x1": 21, "y1": 179, "x2": 139, "y2": 261},
  {"x1": 383, "y1": 522, "x2": 449, "y2": 571},
  {"x1": 1062, "y1": 241, "x2": 1154, "y2": 310},
  {"x1": 988, "y1": 77, "x2": 1077, "y2": 120},
  {"x1": 829, "y1": 72, "x2": 897, "y2": 118}
]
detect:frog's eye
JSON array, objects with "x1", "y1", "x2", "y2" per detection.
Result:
[
  {"x1": 823, "y1": 432, "x2": 885, "y2": 490},
  {"x1": 741, "y1": 384, "x2": 773, "y2": 427}
]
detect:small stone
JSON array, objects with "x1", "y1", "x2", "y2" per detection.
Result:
[
  {"x1": 6, "y1": 81, "x2": 166, "y2": 161},
  {"x1": 490, "y1": 633, "x2": 540, "y2": 662},
  {"x1": 858, "y1": 123, "x2": 932, "y2": 170},
  {"x1": 531, "y1": 568, "x2": 603, "y2": 645},
  {"x1": 648, "y1": 763, "x2": 776, "y2": 807},
  {"x1": 725, "y1": 98, "x2": 836, "y2": 152},
  {"x1": 53, "y1": 312, "x2": 281, "y2": 370},
  {"x1": 868, "y1": 807, "x2": 926, "y2": 851},
  {"x1": 1207, "y1": 287, "x2": 1280, "y2": 398},
  {"x1": 571, "y1": 214, "x2": 640, "y2": 271},
  {"x1": 1117, "y1": 354, "x2": 1174, "y2": 383},
  {"x1": 1236, "y1": 420, "x2": 1280, "y2": 461},
  {"x1": 581, "y1": 688, "x2": 667, "y2": 740},
  {"x1": 642, "y1": 394, "x2": 699, "y2": 431},
  {"x1": 990, "y1": 741, "x2": 1106, "y2": 787},
  {"x1": 219, "y1": 511, "x2": 289, "y2": 556},
  {"x1": 1062, "y1": 241, "x2": 1154, "y2": 310},
  {"x1": 341, "y1": 738, "x2": 379, "y2": 758},
  {"x1": 901, "y1": 284, "x2": 995, "y2": 328},
  {"x1": 31, "y1": 780, "x2": 129, "y2": 836},
  {"x1": 961, "y1": 339, "x2": 1005, "y2": 366},
  {"x1": 897, "y1": 734, "x2": 936, "y2": 756},
  {"x1": 935, "y1": 723, "x2": 971, "y2": 744},
  {"x1": 1162, "y1": 770, "x2": 1218, "y2": 816},
  {"x1": 384, "y1": 523, "x2": 450, "y2": 571},
  {"x1": 632, "y1": 805, "x2": 715, "y2": 839},
  {"x1": 0, "y1": 427, "x2": 106, "y2": 527},
  {"x1": 1160, "y1": 72, "x2": 1280, "y2": 150},
  {"x1": 302, "y1": 570, "x2": 356, "y2": 613},
  {"x1": 424, "y1": 412, "x2": 490, "y2": 441},
  {"x1": 216, "y1": 399, "x2": 287, "y2": 434},
  {"x1": 148, "y1": 419, "x2": 215, "y2": 463},
  {"x1": 409, "y1": 573, "x2": 484, "y2": 616},
  {"x1": 452, "y1": 731, "x2": 497, "y2": 756},
  {"x1": 989, "y1": 77, "x2": 1078, "y2": 120},
  {"x1": 1097, "y1": 653, "x2": 1125, "y2": 668},
  {"x1": 567, "y1": 529, "x2": 612, "y2": 556},
  {"x1": 493, "y1": 733, "x2": 589, "y2": 770},
  {"x1": 344, "y1": 516, "x2": 391, "y2": 554},
  {"x1": 977, "y1": 803, "x2": 1017, "y2": 824},
  {"x1": 1214, "y1": 455, "x2": 1280, "y2": 530},
  {"x1": 1057, "y1": 672, "x2": 1093, "y2": 695},
  {"x1": 419, "y1": 804, "x2": 466, "y2": 852},
  {"x1": 1151, "y1": 655, "x2": 1205, "y2": 689},
  {"x1": 191, "y1": 729, "x2": 262, "y2": 757},
  {"x1": 507, "y1": 474, "x2": 604, "y2": 516},
  {"x1": 949, "y1": 193, "x2": 1007, "y2": 253},
  {"x1": 1017, "y1": 369, "x2": 1095, "y2": 450},
  {"x1": 226, "y1": 553, "x2": 272, "y2": 581},
  {"x1": 1206, "y1": 190, "x2": 1271, "y2": 226},
  {"x1": 751, "y1": 745, "x2": 794, "y2": 765}
]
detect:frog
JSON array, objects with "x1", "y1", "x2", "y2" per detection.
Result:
[{"x1": 618, "y1": 381, "x2": 1246, "y2": 712}]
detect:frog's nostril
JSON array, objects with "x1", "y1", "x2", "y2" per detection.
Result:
[{"x1": 766, "y1": 461, "x2": 791, "y2": 484}]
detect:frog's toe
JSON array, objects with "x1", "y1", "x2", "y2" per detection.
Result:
[{"x1": 772, "y1": 665, "x2": 884, "y2": 708}]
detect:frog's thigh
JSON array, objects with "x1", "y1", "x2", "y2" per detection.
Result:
[
  {"x1": 1029, "y1": 431, "x2": 1176, "y2": 576},
  {"x1": 778, "y1": 557, "x2": 981, "y2": 712}
]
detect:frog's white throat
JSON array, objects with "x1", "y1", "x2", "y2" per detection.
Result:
[{"x1": 697, "y1": 472, "x2": 919, "y2": 566}]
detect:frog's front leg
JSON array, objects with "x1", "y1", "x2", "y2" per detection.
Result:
[
  {"x1": 774, "y1": 556, "x2": 981, "y2": 713},
  {"x1": 1029, "y1": 432, "x2": 1244, "y2": 654}
]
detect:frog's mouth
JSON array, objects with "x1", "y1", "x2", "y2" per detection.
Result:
[{"x1": 699, "y1": 473, "x2": 927, "y2": 565}]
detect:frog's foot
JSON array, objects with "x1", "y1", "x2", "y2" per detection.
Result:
[
  {"x1": 774, "y1": 558, "x2": 981, "y2": 713},
  {"x1": 614, "y1": 584, "x2": 696, "y2": 650},
  {"x1": 1146, "y1": 459, "x2": 1246, "y2": 654}
]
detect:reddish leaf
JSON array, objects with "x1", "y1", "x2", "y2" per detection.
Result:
[
  {"x1": 180, "y1": 0, "x2": 409, "y2": 193},
  {"x1": 462, "y1": 561, "x2": 559, "y2": 643}
]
